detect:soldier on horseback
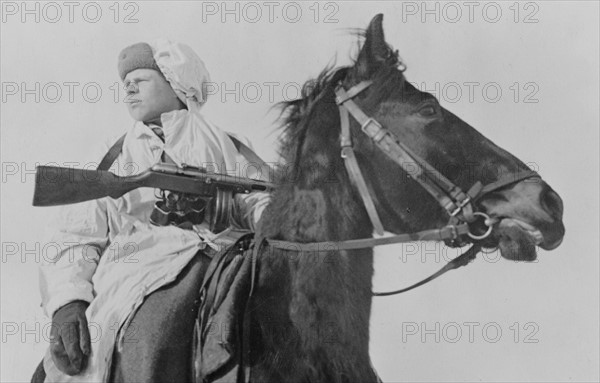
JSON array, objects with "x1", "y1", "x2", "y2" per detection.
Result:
[{"x1": 32, "y1": 39, "x2": 269, "y2": 382}]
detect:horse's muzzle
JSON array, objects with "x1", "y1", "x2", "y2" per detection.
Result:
[{"x1": 479, "y1": 180, "x2": 565, "y2": 255}]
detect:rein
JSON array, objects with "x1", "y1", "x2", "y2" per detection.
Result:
[{"x1": 266, "y1": 80, "x2": 539, "y2": 296}]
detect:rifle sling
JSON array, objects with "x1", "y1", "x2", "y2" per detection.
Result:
[
  {"x1": 227, "y1": 136, "x2": 267, "y2": 171},
  {"x1": 97, "y1": 133, "x2": 269, "y2": 174},
  {"x1": 97, "y1": 134, "x2": 126, "y2": 171}
]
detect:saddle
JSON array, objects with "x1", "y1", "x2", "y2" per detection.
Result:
[{"x1": 193, "y1": 233, "x2": 258, "y2": 383}]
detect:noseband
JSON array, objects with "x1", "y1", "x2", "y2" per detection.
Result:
[{"x1": 266, "y1": 80, "x2": 539, "y2": 296}]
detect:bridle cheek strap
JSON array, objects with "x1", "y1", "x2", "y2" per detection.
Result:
[
  {"x1": 335, "y1": 82, "x2": 540, "y2": 226},
  {"x1": 336, "y1": 83, "x2": 473, "y2": 222},
  {"x1": 339, "y1": 105, "x2": 385, "y2": 235}
]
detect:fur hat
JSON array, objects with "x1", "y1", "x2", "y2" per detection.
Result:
[
  {"x1": 117, "y1": 42, "x2": 161, "y2": 81},
  {"x1": 117, "y1": 39, "x2": 211, "y2": 107}
]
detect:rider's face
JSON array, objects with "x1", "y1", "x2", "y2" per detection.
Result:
[{"x1": 123, "y1": 69, "x2": 184, "y2": 125}]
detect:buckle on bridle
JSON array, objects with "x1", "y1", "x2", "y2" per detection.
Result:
[
  {"x1": 361, "y1": 118, "x2": 385, "y2": 141},
  {"x1": 340, "y1": 146, "x2": 352, "y2": 159},
  {"x1": 450, "y1": 196, "x2": 471, "y2": 217},
  {"x1": 446, "y1": 225, "x2": 459, "y2": 241}
]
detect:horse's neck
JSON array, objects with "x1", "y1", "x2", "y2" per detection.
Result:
[
  {"x1": 279, "y1": 183, "x2": 371, "y2": 242},
  {"x1": 257, "y1": 177, "x2": 376, "y2": 376},
  {"x1": 267, "y1": 150, "x2": 373, "y2": 239}
]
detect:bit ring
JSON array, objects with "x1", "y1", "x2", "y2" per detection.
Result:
[{"x1": 467, "y1": 212, "x2": 494, "y2": 240}]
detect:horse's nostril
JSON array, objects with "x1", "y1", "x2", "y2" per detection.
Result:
[{"x1": 540, "y1": 187, "x2": 564, "y2": 221}]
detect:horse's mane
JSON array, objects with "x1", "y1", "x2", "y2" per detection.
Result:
[
  {"x1": 276, "y1": 67, "x2": 348, "y2": 165},
  {"x1": 275, "y1": 34, "x2": 404, "y2": 180}
]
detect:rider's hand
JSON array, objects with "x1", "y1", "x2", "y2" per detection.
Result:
[{"x1": 49, "y1": 300, "x2": 91, "y2": 375}]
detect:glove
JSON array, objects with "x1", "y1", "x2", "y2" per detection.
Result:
[{"x1": 49, "y1": 300, "x2": 91, "y2": 375}]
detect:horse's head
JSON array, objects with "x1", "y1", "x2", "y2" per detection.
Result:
[{"x1": 337, "y1": 14, "x2": 564, "y2": 261}]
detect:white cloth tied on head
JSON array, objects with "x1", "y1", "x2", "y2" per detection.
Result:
[{"x1": 150, "y1": 38, "x2": 211, "y2": 108}]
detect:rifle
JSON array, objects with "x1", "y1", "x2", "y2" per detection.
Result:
[{"x1": 33, "y1": 163, "x2": 277, "y2": 207}]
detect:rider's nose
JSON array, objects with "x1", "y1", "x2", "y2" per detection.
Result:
[
  {"x1": 125, "y1": 83, "x2": 137, "y2": 95},
  {"x1": 540, "y1": 185, "x2": 563, "y2": 221}
]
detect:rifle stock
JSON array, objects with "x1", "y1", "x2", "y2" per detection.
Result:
[{"x1": 33, "y1": 164, "x2": 276, "y2": 207}]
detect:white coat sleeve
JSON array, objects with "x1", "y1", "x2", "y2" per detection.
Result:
[
  {"x1": 231, "y1": 192, "x2": 271, "y2": 231},
  {"x1": 39, "y1": 196, "x2": 110, "y2": 318},
  {"x1": 38, "y1": 136, "x2": 118, "y2": 318}
]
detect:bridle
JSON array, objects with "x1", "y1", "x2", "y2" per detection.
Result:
[{"x1": 265, "y1": 79, "x2": 540, "y2": 296}]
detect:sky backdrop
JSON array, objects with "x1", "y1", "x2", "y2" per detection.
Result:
[{"x1": 1, "y1": 1, "x2": 599, "y2": 381}]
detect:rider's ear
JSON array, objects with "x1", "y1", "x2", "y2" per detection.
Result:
[{"x1": 353, "y1": 14, "x2": 389, "y2": 80}]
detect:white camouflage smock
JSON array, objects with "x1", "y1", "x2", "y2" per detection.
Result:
[{"x1": 40, "y1": 39, "x2": 269, "y2": 382}]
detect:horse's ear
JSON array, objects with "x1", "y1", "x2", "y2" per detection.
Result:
[{"x1": 354, "y1": 14, "x2": 389, "y2": 80}]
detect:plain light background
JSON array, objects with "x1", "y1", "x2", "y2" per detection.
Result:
[{"x1": 1, "y1": 1, "x2": 598, "y2": 382}]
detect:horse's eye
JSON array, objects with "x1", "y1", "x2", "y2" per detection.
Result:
[{"x1": 419, "y1": 105, "x2": 437, "y2": 117}]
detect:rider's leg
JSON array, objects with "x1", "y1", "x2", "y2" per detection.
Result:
[{"x1": 110, "y1": 250, "x2": 211, "y2": 383}]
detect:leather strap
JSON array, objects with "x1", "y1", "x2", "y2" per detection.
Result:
[
  {"x1": 336, "y1": 84, "x2": 472, "y2": 220},
  {"x1": 265, "y1": 225, "x2": 479, "y2": 297},
  {"x1": 335, "y1": 80, "x2": 373, "y2": 104},
  {"x1": 335, "y1": 82, "x2": 540, "y2": 223},
  {"x1": 267, "y1": 223, "x2": 469, "y2": 252},
  {"x1": 97, "y1": 134, "x2": 126, "y2": 171},
  {"x1": 339, "y1": 105, "x2": 385, "y2": 235},
  {"x1": 228, "y1": 135, "x2": 272, "y2": 182},
  {"x1": 478, "y1": 170, "x2": 540, "y2": 198},
  {"x1": 372, "y1": 244, "x2": 481, "y2": 296},
  {"x1": 96, "y1": 132, "x2": 270, "y2": 180}
]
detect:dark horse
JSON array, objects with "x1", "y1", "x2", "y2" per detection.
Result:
[
  {"x1": 244, "y1": 14, "x2": 564, "y2": 382},
  {"x1": 33, "y1": 14, "x2": 564, "y2": 383}
]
